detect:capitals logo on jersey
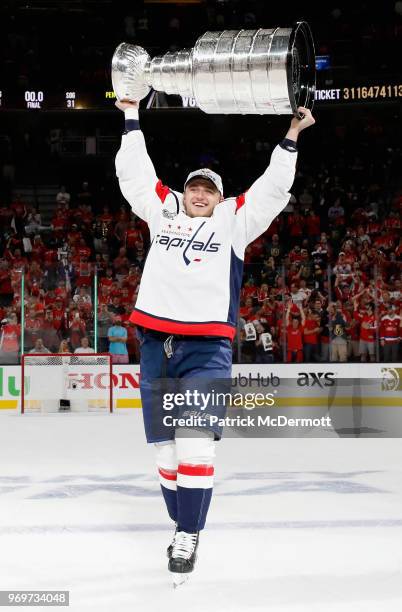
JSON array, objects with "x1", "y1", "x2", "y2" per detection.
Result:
[{"x1": 154, "y1": 221, "x2": 222, "y2": 266}]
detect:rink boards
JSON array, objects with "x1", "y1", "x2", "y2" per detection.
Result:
[{"x1": 0, "y1": 363, "x2": 400, "y2": 411}]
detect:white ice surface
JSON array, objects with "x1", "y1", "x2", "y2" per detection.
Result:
[{"x1": 0, "y1": 411, "x2": 401, "y2": 612}]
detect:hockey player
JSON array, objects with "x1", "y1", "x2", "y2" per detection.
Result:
[{"x1": 115, "y1": 99, "x2": 315, "y2": 586}]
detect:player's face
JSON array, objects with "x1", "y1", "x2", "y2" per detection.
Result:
[{"x1": 183, "y1": 179, "x2": 221, "y2": 218}]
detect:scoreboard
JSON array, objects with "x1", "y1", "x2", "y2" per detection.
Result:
[
  {"x1": 0, "y1": 83, "x2": 401, "y2": 111},
  {"x1": 315, "y1": 84, "x2": 402, "y2": 102},
  {"x1": 0, "y1": 90, "x2": 112, "y2": 111}
]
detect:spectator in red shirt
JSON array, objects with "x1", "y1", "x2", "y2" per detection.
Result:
[
  {"x1": 384, "y1": 211, "x2": 400, "y2": 232},
  {"x1": 334, "y1": 276, "x2": 353, "y2": 302},
  {"x1": 287, "y1": 210, "x2": 304, "y2": 243},
  {"x1": 41, "y1": 310, "x2": 60, "y2": 352},
  {"x1": 288, "y1": 245, "x2": 303, "y2": 264},
  {"x1": 74, "y1": 256, "x2": 92, "y2": 288},
  {"x1": 43, "y1": 246, "x2": 58, "y2": 265},
  {"x1": 125, "y1": 220, "x2": 144, "y2": 259},
  {"x1": 256, "y1": 283, "x2": 269, "y2": 304},
  {"x1": 76, "y1": 239, "x2": 92, "y2": 260},
  {"x1": 54, "y1": 281, "x2": 69, "y2": 306},
  {"x1": 80, "y1": 204, "x2": 94, "y2": 228},
  {"x1": 98, "y1": 285, "x2": 111, "y2": 306},
  {"x1": 305, "y1": 209, "x2": 321, "y2": 245},
  {"x1": 0, "y1": 312, "x2": 20, "y2": 363},
  {"x1": 248, "y1": 236, "x2": 266, "y2": 262},
  {"x1": 125, "y1": 263, "x2": 140, "y2": 288},
  {"x1": 264, "y1": 215, "x2": 281, "y2": 238},
  {"x1": 10, "y1": 249, "x2": 28, "y2": 271},
  {"x1": 29, "y1": 236, "x2": 46, "y2": 263},
  {"x1": 342, "y1": 242, "x2": 357, "y2": 266},
  {"x1": 120, "y1": 287, "x2": 131, "y2": 307},
  {"x1": 256, "y1": 298, "x2": 276, "y2": 328},
  {"x1": 239, "y1": 297, "x2": 255, "y2": 322},
  {"x1": 51, "y1": 211, "x2": 68, "y2": 239},
  {"x1": 0, "y1": 260, "x2": 13, "y2": 306},
  {"x1": 24, "y1": 307, "x2": 44, "y2": 351},
  {"x1": 99, "y1": 267, "x2": 114, "y2": 291},
  {"x1": 113, "y1": 247, "x2": 130, "y2": 279},
  {"x1": 241, "y1": 278, "x2": 257, "y2": 301},
  {"x1": 374, "y1": 230, "x2": 395, "y2": 252},
  {"x1": 380, "y1": 304, "x2": 401, "y2": 362},
  {"x1": 303, "y1": 308, "x2": 322, "y2": 362},
  {"x1": 67, "y1": 224, "x2": 82, "y2": 248},
  {"x1": 68, "y1": 309, "x2": 86, "y2": 350},
  {"x1": 51, "y1": 298, "x2": 66, "y2": 333},
  {"x1": 115, "y1": 205, "x2": 130, "y2": 223},
  {"x1": 390, "y1": 279, "x2": 401, "y2": 305},
  {"x1": 285, "y1": 302, "x2": 305, "y2": 363},
  {"x1": 355, "y1": 303, "x2": 377, "y2": 362}
]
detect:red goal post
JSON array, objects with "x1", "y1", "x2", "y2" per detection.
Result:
[{"x1": 21, "y1": 353, "x2": 113, "y2": 414}]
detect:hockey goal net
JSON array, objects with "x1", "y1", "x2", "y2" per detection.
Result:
[{"x1": 21, "y1": 353, "x2": 113, "y2": 413}]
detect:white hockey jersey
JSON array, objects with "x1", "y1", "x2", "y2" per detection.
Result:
[{"x1": 115, "y1": 129, "x2": 297, "y2": 340}]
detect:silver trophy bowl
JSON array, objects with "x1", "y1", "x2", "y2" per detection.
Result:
[{"x1": 111, "y1": 22, "x2": 315, "y2": 116}]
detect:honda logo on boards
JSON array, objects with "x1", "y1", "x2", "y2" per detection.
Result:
[{"x1": 65, "y1": 372, "x2": 140, "y2": 390}]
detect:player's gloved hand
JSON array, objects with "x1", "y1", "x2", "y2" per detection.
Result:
[
  {"x1": 290, "y1": 107, "x2": 315, "y2": 132},
  {"x1": 285, "y1": 106, "x2": 315, "y2": 142},
  {"x1": 115, "y1": 99, "x2": 139, "y2": 111}
]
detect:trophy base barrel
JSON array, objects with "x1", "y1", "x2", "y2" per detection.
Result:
[{"x1": 111, "y1": 21, "x2": 315, "y2": 115}]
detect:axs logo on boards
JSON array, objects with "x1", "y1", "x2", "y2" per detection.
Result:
[{"x1": 297, "y1": 372, "x2": 335, "y2": 387}]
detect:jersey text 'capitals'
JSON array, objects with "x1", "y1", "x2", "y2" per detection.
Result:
[{"x1": 154, "y1": 223, "x2": 221, "y2": 265}]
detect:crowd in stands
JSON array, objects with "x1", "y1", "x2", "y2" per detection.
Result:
[
  {"x1": 0, "y1": 126, "x2": 400, "y2": 365},
  {"x1": 0, "y1": 182, "x2": 147, "y2": 363}
]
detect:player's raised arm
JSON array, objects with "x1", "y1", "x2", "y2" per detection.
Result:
[
  {"x1": 235, "y1": 107, "x2": 315, "y2": 246},
  {"x1": 115, "y1": 100, "x2": 160, "y2": 223}
]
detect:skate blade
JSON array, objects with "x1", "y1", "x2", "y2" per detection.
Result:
[{"x1": 172, "y1": 572, "x2": 190, "y2": 589}]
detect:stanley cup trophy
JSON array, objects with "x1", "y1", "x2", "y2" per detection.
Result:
[{"x1": 111, "y1": 22, "x2": 315, "y2": 117}]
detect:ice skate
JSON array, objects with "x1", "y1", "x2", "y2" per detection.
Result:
[
  {"x1": 168, "y1": 531, "x2": 199, "y2": 588},
  {"x1": 167, "y1": 524, "x2": 177, "y2": 559}
]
